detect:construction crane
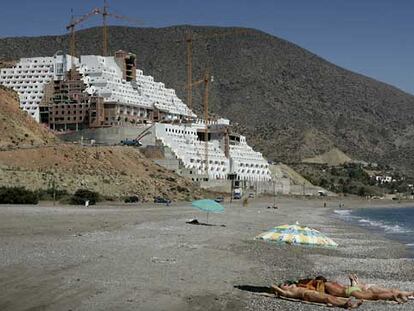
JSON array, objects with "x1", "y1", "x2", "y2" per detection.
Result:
[
  {"x1": 180, "y1": 29, "x2": 249, "y2": 111},
  {"x1": 186, "y1": 31, "x2": 193, "y2": 112},
  {"x1": 101, "y1": 0, "x2": 144, "y2": 56},
  {"x1": 179, "y1": 30, "x2": 249, "y2": 177},
  {"x1": 66, "y1": 7, "x2": 101, "y2": 73},
  {"x1": 191, "y1": 70, "x2": 213, "y2": 178}
]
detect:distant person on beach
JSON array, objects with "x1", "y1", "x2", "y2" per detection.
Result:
[{"x1": 271, "y1": 284, "x2": 362, "y2": 308}]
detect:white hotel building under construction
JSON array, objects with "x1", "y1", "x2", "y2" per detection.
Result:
[{"x1": 0, "y1": 51, "x2": 271, "y2": 183}]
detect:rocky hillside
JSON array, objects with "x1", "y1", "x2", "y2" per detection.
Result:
[
  {"x1": 302, "y1": 148, "x2": 353, "y2": 166},
  {"x1": 0, "y1": 88, "x2": 201, "y2": 200},
  {"x1": 1, "y1": 25, "x2": 413, "y2": 175},
  {"x1": 0, "y1": 87, "x2": 56, "y2": 148},
  {"x1": 0, "y1": 145, "x2": 202, "y2": 200}
]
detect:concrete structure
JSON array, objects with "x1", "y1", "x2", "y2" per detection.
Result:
[
  {"x1": 78, "y1": 52, "x2": 194, "y2": 125},
  {"x1": 154, "y1": 122, "x2": 271, "y2": 182},
  {"x1": 0, "y1": 52, "x2": 194, "y2": 125},
  {"x1": 1, "y1": 52, "x2": 272, "y2": 183},
  {"x1": 0, "y1": 53, "x2": 77, "y2": 121}
]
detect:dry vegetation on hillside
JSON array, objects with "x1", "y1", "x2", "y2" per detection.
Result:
[
  {"x1": 0, "y1": 88, "x2": 202, "y2": 200},
  {"x1": 0, "y1": 145, "x2": 202, "y2": 200},
  {"x1": 0, "y1": 87, "x2": 56, "y2": 148}
]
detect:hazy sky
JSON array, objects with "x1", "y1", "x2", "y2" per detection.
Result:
[{"x1": 1, "y1": 0, "x2": 414, "y2": 94}]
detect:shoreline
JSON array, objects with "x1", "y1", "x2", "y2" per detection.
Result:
[
  {"x1": 330, "y1": 203, "x2": 414, "y2": 258},
  {"x1": 331, "y1": 200, "x2": 414, "y2": 210},
  {"x1": 1, "y1": 197, "x2": 413, "y2": 310}
]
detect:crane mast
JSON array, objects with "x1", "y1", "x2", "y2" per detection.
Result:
[
  {"x1": 66, "y1": 1, "x2": 143, "y2": 60},
  {"x1": 100, "y1": 0, "x2": 143, "y2": 57},
  {"x1": 66, "y1": 8, "x2": 100, "y2": 76},
  {"x1": 69, "y1": 9, "x2": 76, "y2": 74},
  {"x1": 188, "y1": 70, "x2": 212, "y2": 179},
  {"x1": 102, "y1": 0, "x2": 109, "y2": 56},
  {"x1": 181, "y1": 29, "x2": 248, "y2": 111},
  {"x1": 203, "y1": 70, "x2": 210, "y2": 178},
  {"x1": 186, "y1": 31, "x2": 193, "y2": 111}
]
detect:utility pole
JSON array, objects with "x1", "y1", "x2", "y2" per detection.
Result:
[
  {"x1": 230, "y1": 180, "x2": 234, "y2": 207},
  {"x1": 52, "y1": 177, "x2": 56, "y2": 206}
]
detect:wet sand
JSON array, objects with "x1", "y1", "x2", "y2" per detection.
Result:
[{"x1": 0, "y1": 198, "x2": 413, "y2": 310}]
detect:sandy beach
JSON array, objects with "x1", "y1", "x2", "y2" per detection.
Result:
[{"x1": 0, "y1": 197, "x2": 413, "y2": 310}]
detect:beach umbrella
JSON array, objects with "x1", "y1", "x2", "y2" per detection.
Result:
[
  {"x1": 191, "y1": 199, "x2": 224, "y2": 223},
  {"x1": 255, "y1": 224, "x2": 338, "y2": 248}
]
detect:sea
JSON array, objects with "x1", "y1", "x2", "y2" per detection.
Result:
[{"x1": 334, "y1": 206, "x2": 414, "y2": 255}]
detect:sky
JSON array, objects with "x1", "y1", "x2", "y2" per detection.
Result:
[{"x1": 1, "y1": 0, "x2": 414, "y2": 94}]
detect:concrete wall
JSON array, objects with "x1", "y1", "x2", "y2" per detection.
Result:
[
  {"x1": 154, "y1": 159, "x2": 180, "y2": 171},
  {"x1": 289, "y1": 184, "x2": 336, "y2": 196},
  {"x1": 57, "y1": 125, "x2": 154, "y2": 145},
  {"x1": 198, "y1": 179, "x2": 292, "y2": 195},
  {"x1": 199, "y1": 180, "x2": 232, "y2": 193},
  {"x1": 253, "y1": 178, "x2": 291, "y2": 195}
]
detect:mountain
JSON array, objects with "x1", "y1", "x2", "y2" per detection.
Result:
[
  {"x1": 302, "y1": 148, "x2": 353, "y2": 166},
  {"x1": 1, "y1": 25, "x2": 413, "y2": 175}
]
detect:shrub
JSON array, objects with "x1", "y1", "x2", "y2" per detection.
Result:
[
  {"x1": 37, "y1": 189, "x2": 69, "y2": 201},
  {"x1": 0, "y1": 187, "x2": 39, "y2": 204},
  {"x1": 124, "y1": 195, "x2": 139, "y2": 203},
  {"x1": 358, "y1": 186, "x2": 367, "y2": 197},
  {"x1": 70, "y1": 189, "x2": 100, "y2": 205},
  {"x1": 176, "y1": 185, "x2": 189, "y2": 193},
  {"x1": 319, "y1": 178, "x2": 329, "y2": 187}
]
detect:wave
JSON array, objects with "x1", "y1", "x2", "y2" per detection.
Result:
[
  {"x1": 333, "y1": 209, "x2": 359, "y2": 221},
  {"x1": 334, "y1": 209, "x2": 412, "y2": 234},
  {"x1": 334, "y1": 209, "x2": 352, "y2": 216},
  {"x1": 406, "y1": 243, "x2": 414, "y2": 247},
  {"x1": 357, "y1": 218, "x2": 411, "y2": 233}
]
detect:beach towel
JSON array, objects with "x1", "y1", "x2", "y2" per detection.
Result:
[{"x1": 296, "y1": 278, "x2": 326, "y2": 293}]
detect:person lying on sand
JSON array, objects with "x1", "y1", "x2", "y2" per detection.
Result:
[
  {"x1": 271, "y1": 284, "x2": 363, "y2": 309},
  {"x1": 300, "y1": 275, "x2": 411, "y2": 303},
  {"x1": 348, "y1": 273, "x2": 414, "y2": 301}
]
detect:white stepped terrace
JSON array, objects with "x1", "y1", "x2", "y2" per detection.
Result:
[
  {"x1": 0, "y1": 54, "x2": 195, "y2": 121},
  {"x1": 154, "y1": 123, "x2": 271, "y2": 182}
]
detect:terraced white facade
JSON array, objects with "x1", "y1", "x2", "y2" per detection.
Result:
[
  {"x1": 229, "y1": 138, "x2": 271, "y2": 181},
  {"x1": 0, "y1": 55, "x2": 76, "y2": 121},
  {"x1": 0, "y1": 53, "x2": 194, "y2": 121},
  {"x1": 0, "y1": 53, "x2": 271, "y2": 182},
  {"x1": 154, "y1": 123, "x2": 271, "y2": 181},
  {"x1": 79, "y1": 55, "x2": 194, "y2": 119}
]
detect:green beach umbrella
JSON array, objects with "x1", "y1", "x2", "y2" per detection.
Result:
[{"x1": 191, "y1": 199, "x2": 224, "y2": 223}]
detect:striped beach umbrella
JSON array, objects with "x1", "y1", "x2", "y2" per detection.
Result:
[{"x1": 255, "y1": 224, "x2": 338, "y2": 248}]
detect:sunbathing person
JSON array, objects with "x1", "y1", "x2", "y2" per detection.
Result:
[
  {"x1": 271, "y1": 284, "x2": 363, "y2": 309},
  {"x1": 348, "y1": 273, "x2": 414, "y2": 300},
  {"x1": 319, "y1": 275, "x2": 410, "y2": 303}
]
